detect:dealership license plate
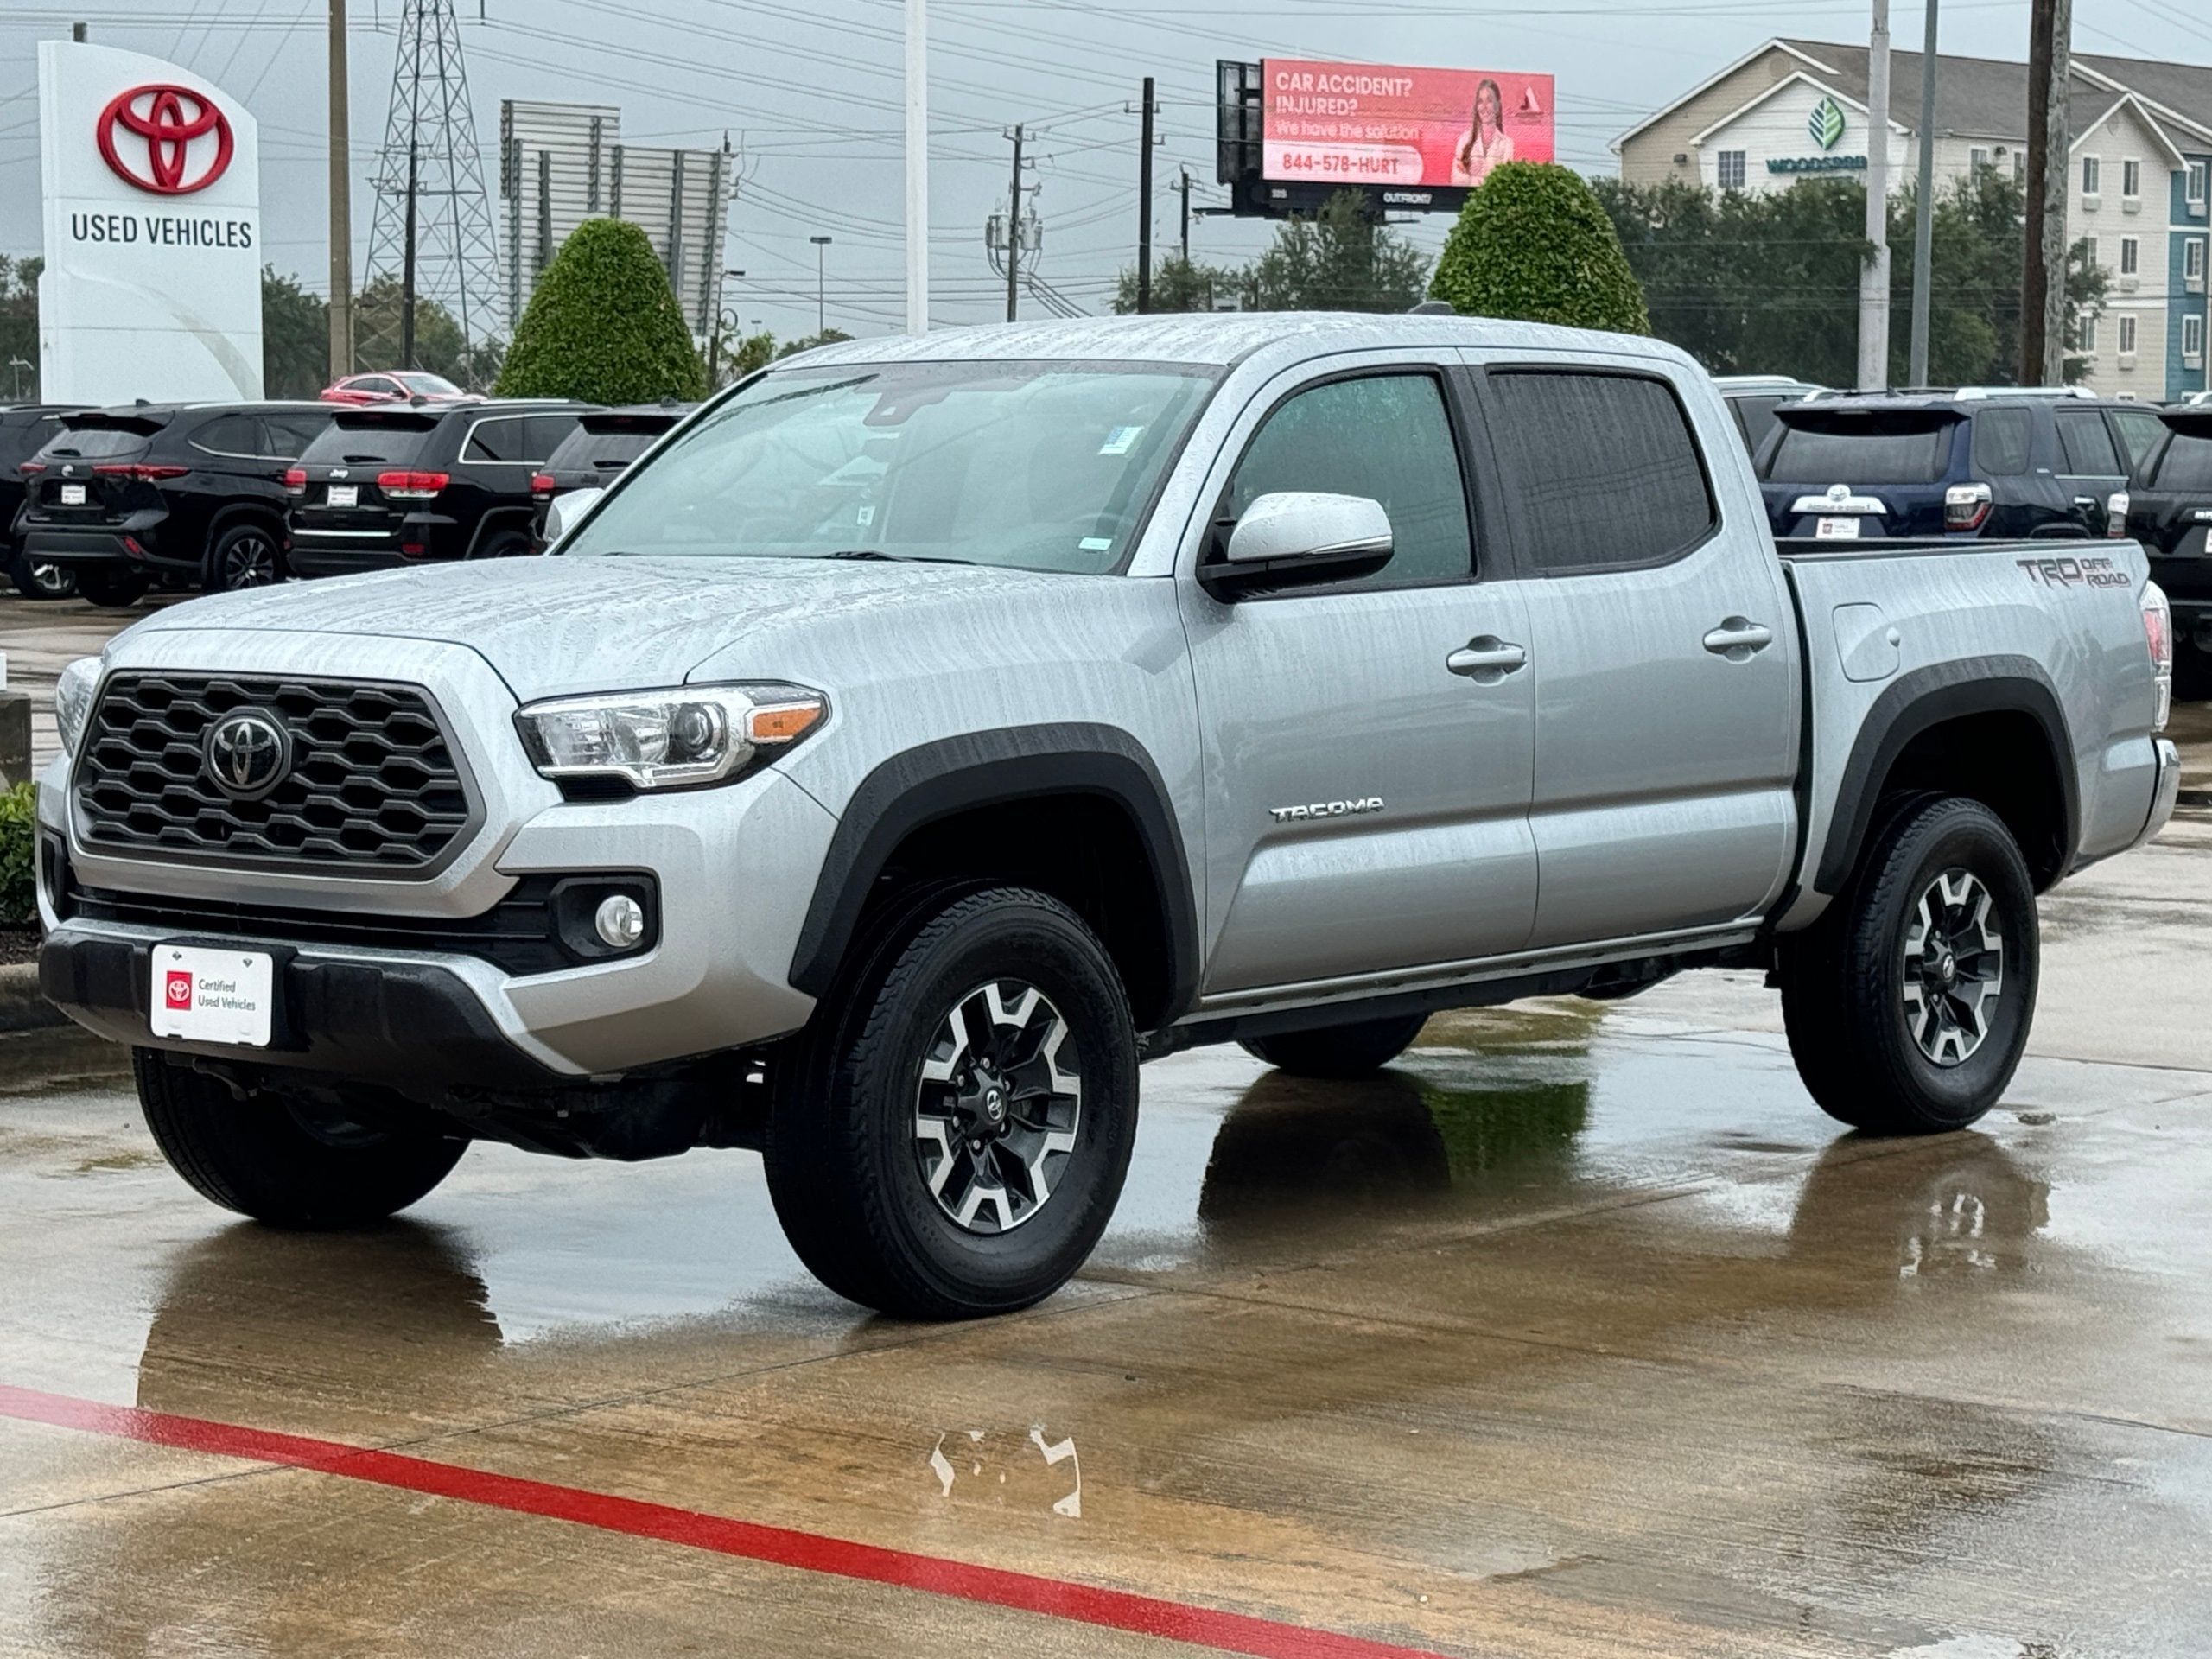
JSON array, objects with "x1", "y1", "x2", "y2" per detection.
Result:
[
  {"x1": 149, "y1": 944, "x2": 274, "y2": 1047},
  {"x1": 326, "y1": 484, "x2": 358, "y2": 508},
  {"x1": 1815, "y1": 516, "x2": 1861, "y2": 540},
  {"x1": 59, "y1": 482, "x2": 86, "y2": 506}
]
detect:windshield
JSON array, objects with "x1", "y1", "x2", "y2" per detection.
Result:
[{"x1": 561, "y1": 359, "x2": 1218, "y2": 575}]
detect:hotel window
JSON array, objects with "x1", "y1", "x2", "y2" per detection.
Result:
[
  {"x1": 1717, "y1": 149, "x2": 1745, "y2": 191},
  {"x1": 2082, "y1": 156, "x2": 2101, "y2": 194},
  {"x1": 2083, "y1": 235, "x2": 2101, "y2": 271},
  {"x1": 2120, "y1": 314, "x2": 2139, "y2": 355},
  {"x1": 2122, "y1": 158, "x2": 2142, "y2": 198},
  {"x1": 2120, "y1": 237, "x2": 2139, "y2": 275},
  {"x1": 2191, "y1": 161, "x2": 2209, "y2": 207},
  {"x1": 1970, "y1": 146, "x2": 1992, "y2": 175},
  {"x1": 2191, "y1": 239, "x2": 2208, "y2": 282},
  {"x1": 2187, "y1": 315, "x2": 2206, "y2": 361},
  {"x1": 2079, "y1": 313, "x2": 2099, "y2": 353}
]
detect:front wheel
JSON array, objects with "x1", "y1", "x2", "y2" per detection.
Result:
[
  {"x1": 1779, "y1": 796, "x2": 2038, "y2": 1135},
  {"x1": 1239, "y1": 1012, "x2": 1428, "y2": 1078},
  {"x1": 76, "y1": 567, "x2": 150, "y2": 608},
  {"x1": 764, "y1": 887, "x2": 1138, "y2": 1319},
  {"x1": 134, "y1": 1050, "x2": 468, "y2": 1226}
]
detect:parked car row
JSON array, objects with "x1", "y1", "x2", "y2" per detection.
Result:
[{"x1": 3, "y1": 395, "x2": 694, "y2": 606}]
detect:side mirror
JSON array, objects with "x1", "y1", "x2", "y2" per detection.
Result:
[
  {"x1": 541, "y1": 486, "x2": 606, "y2": 549},
  {"x1": 1198, "y1": 492, "x2": 1393, "y2": 601}
]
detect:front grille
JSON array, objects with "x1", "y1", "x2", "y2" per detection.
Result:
[{"x1": 75, "y1": 672, "x2": 474, "y2": 873}]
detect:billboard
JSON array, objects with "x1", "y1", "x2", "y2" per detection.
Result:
[
  {"x1": 1260, "y1": 60, "x2": 1554, "y2": 191},
  {"x1": 37, "y1": 40, "x2": 263, "y2": 403}
]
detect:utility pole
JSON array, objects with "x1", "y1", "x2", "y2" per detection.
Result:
[
  {"x1": 400, "y1": 138, "x2": 418, "y2": 370},
  {"x1": 2024, "y1": 0, "x2": 2071, "y2": 384},
  {"x1": 1908, "y1": 0, "x2": 1938, "y2": 385},
  {"x1": 327, "y1": 0, "x2": 353, "y2": 379},
  {"x1": 904, "y1": 0, "x2": 929, "y2": 334},
  {"x1": 810, "y1": 234, "x2": 832, "y2": 336},
  {"x1": 1179, "y1": 168, "x2": 1192, "y2": 263},
  {"x1": 1136, "y1": 76, "x2": 1155, "y2": 314},
  {"x1": 72, "y1": 21, "x2": 86, "y2": 41},
  {"x1": 1857, "y1": 0, "x2": 1893, "y2": 391},
  {"x1": 1004, "y1": 124, "x2": 1024, "y2": 323}
]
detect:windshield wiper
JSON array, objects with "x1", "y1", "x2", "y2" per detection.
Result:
[{"x1": 823, "y1": 549, "x2": 976, "y2": 565}]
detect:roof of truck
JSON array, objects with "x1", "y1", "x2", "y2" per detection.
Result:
[{"x1": 787, "y1": 311, "x2": 1692, "y2": 372}]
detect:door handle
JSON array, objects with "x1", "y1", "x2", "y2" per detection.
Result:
[
  {"x1": 1702, "y1": 617, "x2": 1773, "y2": 661},
  {"x1": 1446, "y1": 635, "x2": 1527, "y2": 681}
]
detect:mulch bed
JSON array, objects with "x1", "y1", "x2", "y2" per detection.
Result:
[{"x1": 0, "y1": 926, "x2": 40, "y2": 968}]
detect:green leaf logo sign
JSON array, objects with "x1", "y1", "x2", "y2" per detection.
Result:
[{"x1": 1808, "y1": 97, "x2": 1847, "y2": 152}]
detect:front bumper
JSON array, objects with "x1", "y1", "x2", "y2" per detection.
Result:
[{"x1": 37, "y1": 627, "x2": 839, "y2": 1078}]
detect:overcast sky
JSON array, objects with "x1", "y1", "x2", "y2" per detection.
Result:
[{"x1": 1, "y1": 0, "x2": 2202, "y2": 346}]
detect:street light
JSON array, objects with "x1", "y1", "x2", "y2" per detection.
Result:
[{"x1": 810, "y1": 235, "x2": 833, "y2": 338}]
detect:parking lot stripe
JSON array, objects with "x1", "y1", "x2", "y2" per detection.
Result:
[{"x1": 0, "y1": 1382, "x2": 1449, "y2": 1659}]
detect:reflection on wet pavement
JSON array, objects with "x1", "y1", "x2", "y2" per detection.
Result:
[{"x1": 2, "y1": 979, "x2": 2208, "y2": 1657}]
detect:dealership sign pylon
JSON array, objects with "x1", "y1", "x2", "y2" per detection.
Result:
[{"x1": 39, "y1": 41, "x2": 264, "y2": 404}]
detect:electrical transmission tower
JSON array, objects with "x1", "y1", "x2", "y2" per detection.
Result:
[{"x1": 359, "y1": 0, "x2": 504, "y2": 380}]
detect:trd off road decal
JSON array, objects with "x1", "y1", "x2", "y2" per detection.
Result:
[{"x1": 2018, "y1": 555, "x2": 2131, "y2": 590}]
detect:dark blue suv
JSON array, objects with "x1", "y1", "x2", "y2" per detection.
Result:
[{"x1": 1755, "y1": 391, "x2": 2168, "y2": 543}]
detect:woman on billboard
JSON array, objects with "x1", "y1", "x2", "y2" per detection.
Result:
[{"x1": 1452, "y1": 78, "x2": 1514, "y2": 185}]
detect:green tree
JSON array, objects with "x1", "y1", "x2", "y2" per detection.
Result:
[
  {"x1": 1431, "y1": 162, "x2": 1649, "y2": 334},
  {"x1": 497, "y1": 218, "x2": 706, "y2": 404},
  {"x1": 1111, "y1": 194, "x2": 1427, "y2": 315},
  {"x1": 0, "y1": 256, "x2": 41, "y2": 401},
  {"x1": 774, "y1": 328, "x2": 855, "y2": 359},
  {"x1": 1109, "y1": 254, "x2": 1246, "y2": 315},
  {"x1": 260, "y1": 267, "x2": 328, "y2": 397},
  {"x1": 353, "y1": 276, "x2": 486, "y2": 386}
]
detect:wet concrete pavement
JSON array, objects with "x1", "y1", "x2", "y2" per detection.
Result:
[{"x1": 3, "y1": 815, "x2": 2210, "y2": 1657}]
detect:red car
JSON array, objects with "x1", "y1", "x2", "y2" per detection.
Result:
[{"x1": 318, "y1": 371, "x2": 481, "y2": 407}]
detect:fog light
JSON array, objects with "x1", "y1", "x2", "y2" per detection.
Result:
[{"x1": 594, "y1": 893, "x2": 647, "y2": 950}]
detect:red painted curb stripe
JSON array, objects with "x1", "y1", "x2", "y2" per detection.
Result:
[{"x1": 0, "y1": 1383, "x2": 1449, "y2": 1659}]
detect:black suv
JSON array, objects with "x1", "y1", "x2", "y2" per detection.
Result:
[
  {"x1": 2, "y1": 404, "x2": 87, "y2": 600},
  {"x1": 289, "y1": 400, "x2": 593, "y2": 577},
  {"x1": 528, "y1": 404, "x2": 691, "y2": 547},
  {"x1": 2113, "y1": 406, "x2": 2212, "y2": 693},
  {"x1": 1756, "y1": 391, "x2": 2167, "y2": 542},
  {"x1": 15, "y1": 402, "x2": 338, "y2": 606}
]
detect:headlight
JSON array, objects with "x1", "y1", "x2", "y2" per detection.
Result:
[
  {"x1": 54, "y1": 657, "x2": 101, "y2": 758},
  {"x1": 513, "y1": 683, "x2": 827, "y2": 791}
]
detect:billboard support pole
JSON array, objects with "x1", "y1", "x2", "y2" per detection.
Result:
[
  {"x1": 1856, "y1": 0, "x2": 1892, "y2": 391},
  {"x1": 1137, "y1": 76, "x2": 1154, "y2": 314},
  {"x1": 1005, "y1": 123, "x2": 1023, "y2": 323},
  {"x1": 905, "y1": 0, "x2": 929, "y2": 334}
]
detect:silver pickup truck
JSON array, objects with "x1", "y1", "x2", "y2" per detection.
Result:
[{"x1": 35, "y1": 315, "x2": 2180, "y2": 1319}]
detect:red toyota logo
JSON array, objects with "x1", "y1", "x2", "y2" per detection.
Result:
[
  {"x1": 96, "y1": 84, "x2": 233, "y2": 196},
  {"x1": 163, "y1": 970, "x2": 194, "y2": 1010}
]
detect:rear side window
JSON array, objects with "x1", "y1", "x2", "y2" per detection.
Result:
[
  {"x1": 550, "y1": 426, "x2": 658, "y2": 472},
  {"x1": 2110, "y1": 407, "x2": 2167, "y2": 471},
  {"x1": 2054, "y1": 409, "x2": 2120, "y2": 474},
  {"x1": 1728, "y1": 395, "x2": 1787, "y2": 456},
  {"x1": 1224, "y1": 373, "x2": 1473, "y2": 587},
  {"x1": 303, "y1": 417, "x2": 435, "y2": 467},
  {"x1": 1765, "y1": 414, "x2": 1955, "y2": 485},
  {"x1": 1485, "y1": 370, "x2": 1715, "y2": 573},
  {"x1": 521, "y1": 414, "x2": 582, "y2": 461},
  {"x1": 191, "y1": 414, "x2": 260, "y2": 456},
  {"x1": 263, "y1": 413, "x2": 332, "y2": 457},
  {"x1": 1971, "y1": 408, "x2": 2031, "y2": 474},
  {"x1": 2151, "y1": 433, "x2": 2212, "y2": 492},
  {"x1": 462, "y1": 415, "x2": 573, "y2": 462}
]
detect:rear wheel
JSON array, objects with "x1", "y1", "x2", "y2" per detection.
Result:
[
  {"x1": 764, "y1": 887, "x2": 1138, "y2": 1319},
  {"x1": 8, "y1": 553, "x2": 76, "y2": 601},
  {"x1": 76, "y1": 567, "x2": 150, "y2": 608},
  {"x1": 1779, "y1": 796, "x2": 2037, "y2": 1135},
  {"x1": 205, "y1": 520, "x2": 284, "y2": 591},
  {"x1": 134, "y1": 1049, "x2": 467, "y2": 1227},
  {"x1": 1239, "y1": 1012, "x2": 1429, "y2": 1079},
  {"x1": 473, "y1": 529, "x2": 532, "y2": 561}
]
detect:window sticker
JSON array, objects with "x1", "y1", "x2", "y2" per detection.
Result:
[{"x1": 1098, "y1": 425, "x2": 1144, "y2": 455}]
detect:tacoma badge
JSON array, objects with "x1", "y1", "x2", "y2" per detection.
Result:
[{"x1": 1268, "y1": 797, "x2": 1384, "y2": 823}]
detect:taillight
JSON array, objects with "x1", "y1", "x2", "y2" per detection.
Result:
[
  {"x1": 1943, "y1": 482, "x2": 1993, "y2": 531},
  {"x1": 2106, "y1": 490, "x2": 2129, "y2": 537},
  {"x1": 17, "y1": 461, "x2": 45, "y2": 476},
  {"x1": 92, "y1": 462, "x2": 189, "y2": 481},
  {"x1": 2144, "y1": 580, "x2": 2173, "y2": 734},
  {"x1": 531, "y1": 473, "x2": 556, "y2": 495},
  {"x1": 376, "y1": 469, "x2": 449, "y2": 499},
  {"x1": 283, "y1": 467, "x2": 307, "y2": 495}
]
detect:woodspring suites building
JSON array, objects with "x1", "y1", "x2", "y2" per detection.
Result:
[{"x1": 1614, "y1": 38, "x2": 2212, "y2": 399}]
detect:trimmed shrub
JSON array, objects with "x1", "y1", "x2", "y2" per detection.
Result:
[
  {"x1": 495, "y1": 218, "x2": 707, "y2": 404},
  {"x1": 1429, "y1": 162, "x2": 1649, "y2": 335},
  {"x1": 0, "y1": 782, "x2": 33, "y2": 925}
]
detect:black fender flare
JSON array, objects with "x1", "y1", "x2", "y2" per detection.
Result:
[
  {"x1": 787, "y1": 723, "x2": 1199, "y2": 1025},
  {"x1": 202, "y1": 500, "x2": 286, "y2": 566},
  {"x1": 1814, "y1": 654, "x2": 2076, "y2": 895}
]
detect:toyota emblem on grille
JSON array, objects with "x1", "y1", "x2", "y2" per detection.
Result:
[{"x1": 203, "y1": 711, "x2": 291, "y2": 801}]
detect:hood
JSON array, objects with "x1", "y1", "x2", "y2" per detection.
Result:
[{"x1": 130, "y1": 556, "x2": 1102, "y2": 701}]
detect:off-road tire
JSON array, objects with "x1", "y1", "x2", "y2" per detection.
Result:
[
  {"x1": 205, "y1": 519, "x2": 285, "y2": 591},
  {"x1": 1779, "y1": 796, "x2": 2037, "y2": 1135},
  {"x1": 764, "y1": 887, "x2": 1138, "y2": 1319},
  {"x1": 134, "y1": 1049, "x2": 467, "y2": 1227},
  {"x1": 1239, "y1": 1012, "x2": 1429, "y2": 1078},
  {"x1": 76, "y1": 567, "x2": 149, "y2": 608},
  {"x1": 8, "y1": 553, "x2": 76, "y2": 601}
]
